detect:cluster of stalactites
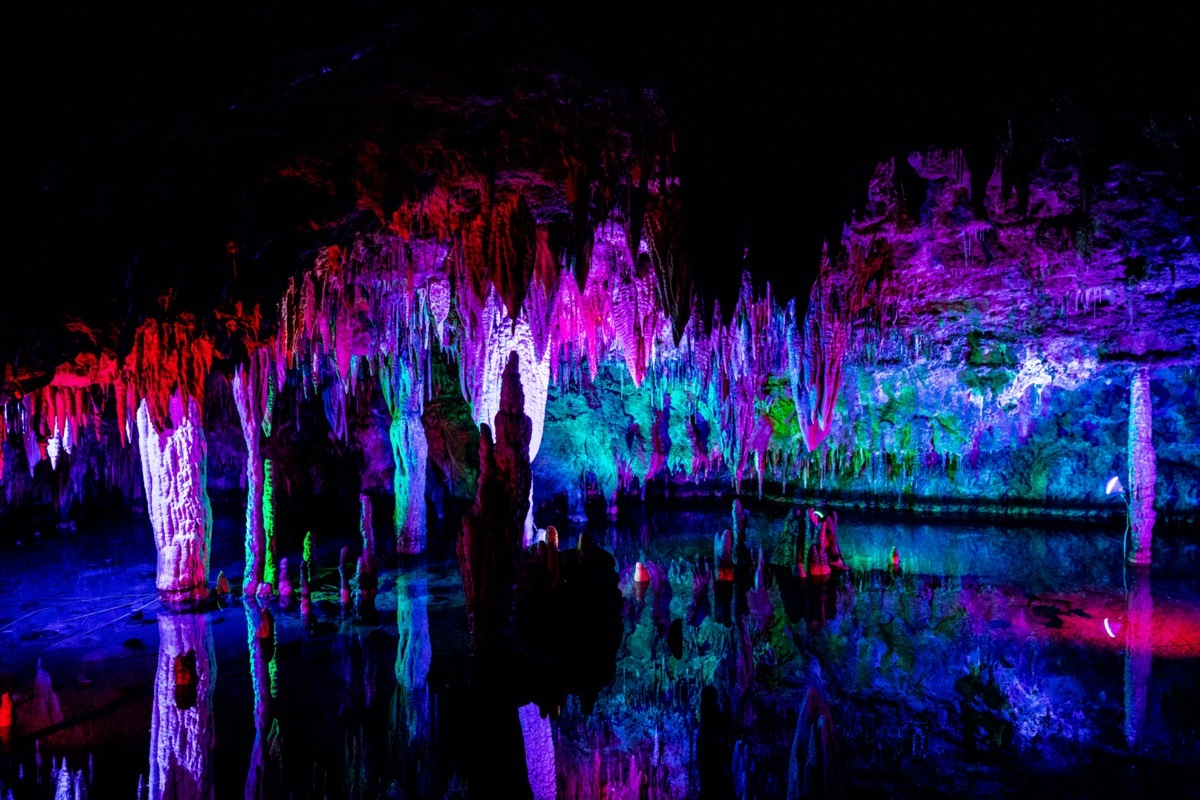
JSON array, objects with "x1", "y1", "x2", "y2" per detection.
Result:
[
  {"x1": 121, "y1": 316, "x2": 215, "y2": 437},
  {"x1": 787, "y1": 277, "x2": 849, "y2": 453},
  {"x1": 275, "y1": 202, "x2": 851, "y2": 505},
  {"x1": 279, "y1": 241, "x2": 443, "y2": 439},
  {"x1": 2, "y1": 316, "x2": 219, "y2": 481}
]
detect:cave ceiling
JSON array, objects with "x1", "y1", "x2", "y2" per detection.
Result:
[{"x1": 6, "y1": 2, "x2": 1199, "y2": 383}]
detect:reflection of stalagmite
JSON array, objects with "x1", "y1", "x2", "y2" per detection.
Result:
[
  {"x1": 786, "y1": 685, "x2": 841, "y2": 800},
  {"x1": 1124, "y1": 565, "x2": 1153, "y2": 750},
  {"x1": 137, "y1": 393, "x2": 212, "y2": 608},
  {"x1": 245, "y1": 602, "x2": 280, "y2": 799},
  {"x1": 391, "y1": 575, "x2": 433, "y2": 796},
  {"x1": 394, "y1": 575, "x2": 431, "y2": 745},
  {"x1": 1128, "y1": 368, "x2": 1156, "y2": 565},
  {"x1": 150, "y1": 613, "x2": 215, "y2": 800}
]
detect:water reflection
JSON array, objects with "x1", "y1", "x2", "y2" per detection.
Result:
[
  {"x1": 1124, "y1": 565, "x2": 1152, "y2": 750},
  {"x1": 2, "y1": 509, "x2": 1193, "y2": 798},
  {"x1": 245, "y1": 601, "x2": 281, "y2": 799},
  {"x1": 150, "y1": 613, "x2": 215, "y2": 800},
  {"x1": 391, "y1": 575, "x2": 432, "y2": 796}
]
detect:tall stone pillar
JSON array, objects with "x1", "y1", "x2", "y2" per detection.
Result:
[
  {"x1": 233, "y1": 351, "x2": 275, "y2": 596},
  {"x1": 137, "y1": 392, "x2": 211, "y2": 609},
  {"x1": 1128, "y1": 368, "x2": 1156, "y2": 565}
]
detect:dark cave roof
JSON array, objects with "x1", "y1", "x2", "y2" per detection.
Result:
[{"x1": 8, "y1": 1, "x2": 1199, "y2": 368}]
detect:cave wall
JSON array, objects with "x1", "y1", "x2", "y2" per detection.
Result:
[{"x1": 4, "y1": 136, "x2": 1199, "y2": 533}]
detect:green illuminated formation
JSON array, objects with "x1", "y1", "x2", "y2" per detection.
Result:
[
  {"x1": 262, "y1": 458, "x2": 277, "y2": 590},
  {"x1": 381, "y1": 354, "x2": 428, "y2": 554}
]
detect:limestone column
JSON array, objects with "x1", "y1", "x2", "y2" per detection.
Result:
[
  {"x1": 137, "y1": 392, "x2": 212, "y2": 609},
  {"x1": 233, "y1": 351, "x2": 276, "y2": 596},
  {"x1": 1128, "y1": 367, "x2": 1156, "y2": 565},
  {"x1": 382, "y1": 356, "x2": 429, "y2": 555}
]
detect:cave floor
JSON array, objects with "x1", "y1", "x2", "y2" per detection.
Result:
[{"x1": 1, "y1": 504, "x2": 1198, "y2": 798}]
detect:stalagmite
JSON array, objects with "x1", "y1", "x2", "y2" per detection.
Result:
[
  {"x1": 356, "y1": 493, "x2": 378, "y2": 614},
  {"x1": 137, "y1": 392, "x2": 212, "y2": 609},
  {"x1": 150, "y1": 613, "x2": 215, "y2": 800},
  {"x1": 1127, "y1": 367, "x2": 1156, "y2": 565},
  {"x1": 458, "y1": 352, "x2": 532, "y2": 655},
  {"x1": 467, "y1": 295, "x2": 550, "y2": 544},
  {"x1": 381, "y1": 356, "x2": 429, "y2": 555},
  {"x1": 233, "y1": 350, "x2": 275, "y2": 596},
  {"x1": 518, "y1": 702, "x2": 556, "y2": 800}
]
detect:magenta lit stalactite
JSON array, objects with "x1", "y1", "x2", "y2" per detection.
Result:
[
  {"x1": 788, "y1": 278, "x2": 848, "y2": 454},
  {"x1": 137, "y1": 392, "x2": 212, "y2": 609},
  {"x1": 1127, "y1": 367, "x2": 1156, "y2": 565},
  {"x1": 150, "y1": 613, "x2": 215, "y2": 800}
]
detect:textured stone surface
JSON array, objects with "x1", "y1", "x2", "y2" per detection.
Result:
[{"x1": 137, "y1": 393, "x2": 212, "y2": 608}]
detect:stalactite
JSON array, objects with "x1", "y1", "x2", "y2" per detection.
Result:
[
  {"x1": 137, "y1": 392, "x2": 211, "y2": 609},
  {"x1": 788, "y1": 278, "x2": 848, "y2": 454}
]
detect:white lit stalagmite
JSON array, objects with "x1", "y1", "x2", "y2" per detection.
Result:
[
  {"x1": 137, "y1": 391, "x2": 212, "y2": 608},
  {"x1": 1127, "y1": 367, "x2": 1156, "y2": 565},
  {"x1": 150, "y1": 613, "x2": 215, "y2": 800}
]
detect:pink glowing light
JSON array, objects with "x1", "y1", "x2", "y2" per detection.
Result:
[{"x1": 1104, "y1": 618, "x2": 1116, "y2": 638}]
